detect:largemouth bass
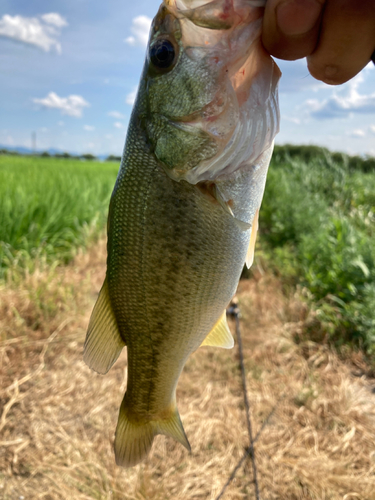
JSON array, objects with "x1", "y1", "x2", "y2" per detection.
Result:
[{"x1": 84, "y1": 0, "x2": 280, "y2": 467}]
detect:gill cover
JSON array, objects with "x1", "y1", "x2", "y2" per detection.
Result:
[{"x1": 143, "y1": 0, "x2": 280, "y2": 186}]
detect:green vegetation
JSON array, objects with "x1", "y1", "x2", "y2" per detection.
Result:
[
  {"x1": 0, "y1": 155, "x2": 118, "y2": 279},
  {"x1": 1, "y1": 145, "x2": 374, "y2": 355},
  {"x1": 260, "y1": 145, "x2": 375, "y2": 355}
]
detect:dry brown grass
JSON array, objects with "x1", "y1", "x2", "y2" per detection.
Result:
[{"x1": 1, "y1": 241, "x2": 375, "y2": 499}]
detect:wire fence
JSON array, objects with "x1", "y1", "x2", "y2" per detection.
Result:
[{"x1": 215, "y1": 301, "x2": 282, "y2": 500}]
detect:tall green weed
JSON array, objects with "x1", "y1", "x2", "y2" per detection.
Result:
[
  {"x1": 261, "y1": 146, "x2": 375, "y2": 354},
  {"x1": 0, "y1": 156, "x2": 118, "y2": 279}
]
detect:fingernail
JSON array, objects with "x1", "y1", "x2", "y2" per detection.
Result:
[{"x1": 276, "y1": 0, "x2": 323, "y2": 36}]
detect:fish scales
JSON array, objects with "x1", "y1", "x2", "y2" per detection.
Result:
[
  {"x1": 84, "y1": 0, "x2": 280, "y2": 468},
  {"x1": 109, "y1": 113, "x2": 248, "y2": 414}
]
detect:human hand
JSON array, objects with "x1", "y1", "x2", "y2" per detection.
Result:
[{"x1": 262, "y1": 0, "x2": 375, "y2": 85}]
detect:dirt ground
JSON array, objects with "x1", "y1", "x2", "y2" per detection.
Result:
[{"x1": 1, "y1": 240, "x2": 375, "y2": 499}]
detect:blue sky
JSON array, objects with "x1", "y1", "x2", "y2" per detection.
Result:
[{"x1": 1, "y1": 0, "x2": 374, "y2": 156}]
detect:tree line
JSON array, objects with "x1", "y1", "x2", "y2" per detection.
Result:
[{"x1": 0, "y1": 149, "x2": 122, "y2": 163}]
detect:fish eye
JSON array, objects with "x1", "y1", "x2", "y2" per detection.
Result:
[{"x1": 149, "y1": 39, "x2": 177, "y2": 72}]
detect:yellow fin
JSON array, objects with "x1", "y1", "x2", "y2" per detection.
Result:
[
  {"x1": 115, "y1": 398, "x2": 156, "y2": 468},
  {"x1": 114, "y1": 398, "x2": 190, "y2": 468},
  {"x1": 201, "y1": 310, "x2": 234, "y2": 349},
  {"x1": 83, "y1": 278, "x2": 125, "y2": 375},
  {"x1": 213, "y1": 185, "x2": 251, "y2": 231},
  {"x1": 156, "y1": 408, "x2": 191, "y2": 452},
  {"x1": 246, "y1": 209, "x2": 259, "y2": 269}
]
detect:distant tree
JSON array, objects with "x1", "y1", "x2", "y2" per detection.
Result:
[
  {"x1": 55, "y1": 152, "x2": 72, "y2": 159},
  {"x1": 106, "y1": 155, "x2": 121, "y2": 162},
  {"x1": 41, "y1": 151, "x2": 51, "y2": 157},
  {"x1": 81, "y1": 153, "x2": 96, "y2": 161},
  {"x1": 362, "y1": 157, "x2": 375, "y2": 173},
  {"x1": 348, "y1": 155, "x2": 375, "y2": 173}
]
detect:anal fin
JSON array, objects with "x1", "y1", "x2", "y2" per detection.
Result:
[
  {"x1": 246, "y1": 208, "x2": 259, "y2": 269},
  {"x1": 83, "y1": 278, "x2": 125, "y2": 374},
  {"x1": 201, "y1": 310, "x2": 234, "y2": 349}
]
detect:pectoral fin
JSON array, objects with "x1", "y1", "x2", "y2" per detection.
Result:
[
  {"x1": 201, "y1": 310, "x2": 234, "y2": 349},
  {"x1": 246, "y1": 209, "x2": 259, "y2": 269},
  {"x1": 213, "y1": 184, "x2": 251, "y2": 231},
  {"x1": 83, "y1": 278, "x2": 125, "y2": 374}
]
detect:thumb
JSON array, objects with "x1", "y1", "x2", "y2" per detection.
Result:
[{"x1": 262, "y1": 0, "x2": 326, "y2": 60}]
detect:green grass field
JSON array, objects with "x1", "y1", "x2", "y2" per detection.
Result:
[{"x1": 0, "y1": 155, "x2": 119, "y2": 279}]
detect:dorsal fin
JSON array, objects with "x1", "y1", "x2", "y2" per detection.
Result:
[
  {"x1": 201, "y1": 310, "x2": 234, "y2": 349},
  {"x1": 83, "y1": 278, "x2": 125, "y2": 374},
  {"x1": 246, "y1": 208, "x2": 259, "y2": 269}
]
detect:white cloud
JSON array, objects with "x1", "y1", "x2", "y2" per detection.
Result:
[
  {"x1": 0, "y1": 13, "x2": 67, "y2": 53},
  {"x1": 3, "y1": 134, "x2": 14, "y2": 146},
  {"x1": 370, "y1": 125, "x2": 375, "y2": 135},
  {"x1": 347, "y1": 129, "x2": 366, "y2": 138},
  {"x1": 114, "y1": 122, "x2": 124, "y2": 129},
  {"x1": 41, "y1": 13, "x2": 68, "y2": 28},
  {"x1": 302, "y1": 98, "x2": 321, "y2": 113},
  {"x1": 283, "y1": 115, "x2": 301, "y2": 125},
  {"x1": 124, "y1": 16, "x2": 152, "y2": 47},
  {"x1": 108, "y1": 111, "x2": 125, "y2": 119},
  {"x1": 304, "y1": 75, "x2": 375, "y2": 120},
  {"x1": 33, "y1": 92, "x2": 90, "y2": 117},
  {"x1": 126, "y1": 88, "x2": 138, "y2": 106},
  {"x1": 84, "y1": 125, "x2": 95, "y2": 131}
]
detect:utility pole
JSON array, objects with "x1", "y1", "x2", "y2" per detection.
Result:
[{"x1": 32, "y1": 131, "x2": 36, "y2": 154}]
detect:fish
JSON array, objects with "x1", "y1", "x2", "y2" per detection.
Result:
[{"x1": 83, "y1": 0, "x2": 280, "y2": 468}]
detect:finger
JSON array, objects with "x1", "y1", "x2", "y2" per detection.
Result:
[
  {"x1": 262, "y1": 0, "x2": 326, "y2": 60},
  {"x1": 307, "y1": 0, "x2": 375, "y2": 84}
]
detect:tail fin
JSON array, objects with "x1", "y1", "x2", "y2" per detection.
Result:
[{"x1": 114, "y1": 396, "x2": 191, "y2": 467}]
